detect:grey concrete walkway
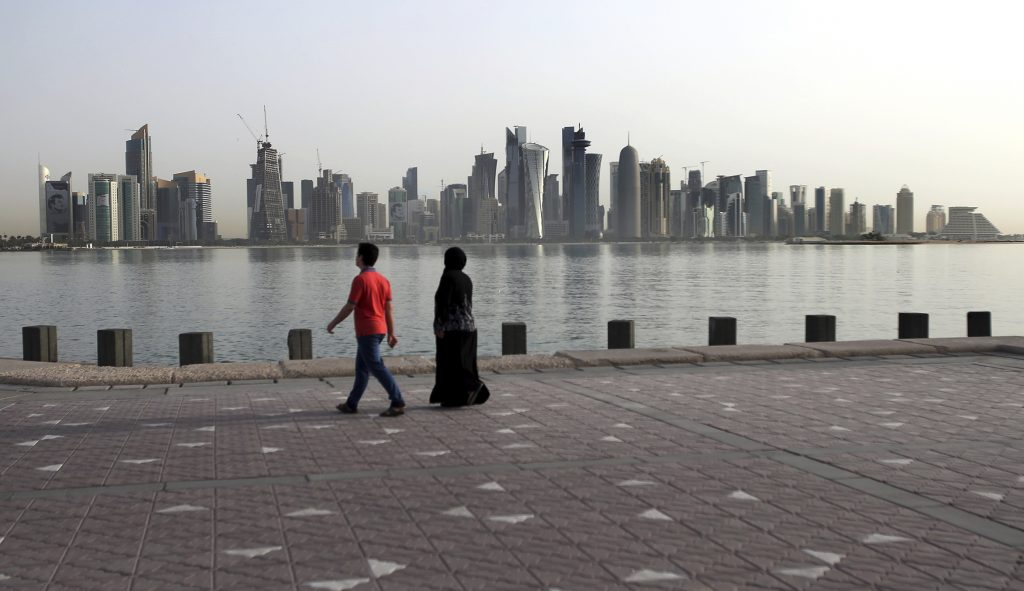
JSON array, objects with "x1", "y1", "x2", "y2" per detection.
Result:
[{"x1": 1, "y1": 351, "x2": 1024, "y2": 589}]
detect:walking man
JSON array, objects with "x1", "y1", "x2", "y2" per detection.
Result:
[{"x1": 327, "y1": 242, "x2": 406, "y2": 417}]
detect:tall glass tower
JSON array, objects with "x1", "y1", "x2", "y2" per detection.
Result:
[{"x1": 126, "y1": 125, "x2": 155, "y2": 240}]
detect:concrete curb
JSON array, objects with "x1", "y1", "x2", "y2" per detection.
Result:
[
  {"x1": 1, "y1": 337, "x2": 1022, "y2": 388},
  {"x1": 554, "y1": 348, "x2": 702, "y2": 367}
]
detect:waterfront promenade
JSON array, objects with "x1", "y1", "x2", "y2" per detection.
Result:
[{"x1": 2, "y1": 340, "x2": 1024, "y2": 589}]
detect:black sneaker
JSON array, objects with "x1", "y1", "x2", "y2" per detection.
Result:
[
  {"x1": 336, "y1": 402, "x2": 357, "y2": 414},
  {"x1": 379, "y1": 406, "x2": 405, "y2": 417}
]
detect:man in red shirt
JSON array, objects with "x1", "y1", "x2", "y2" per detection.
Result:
[{"x1": 327, "y1": 242, "x2": 406, "y2": 417}]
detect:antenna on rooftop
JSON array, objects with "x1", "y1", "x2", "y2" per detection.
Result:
[{"x1": 263, "y1": 105, "x2": 269, "y2": 143}]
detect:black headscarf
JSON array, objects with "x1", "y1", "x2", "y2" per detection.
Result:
[
  {"x1": 444, "y1": 247, "x2": 467, "y2": 270},
  {"x1": 435, "y1": 247, "x2": 473, "y2": 331}
]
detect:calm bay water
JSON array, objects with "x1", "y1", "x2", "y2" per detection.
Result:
[{"x1": 0, "y1": 243, "x2": 1020, "y2": 365}]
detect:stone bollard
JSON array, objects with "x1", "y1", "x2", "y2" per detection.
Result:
[
  {"x1": 97, "y1": 329, "x2": 133, "y2": 367},
  {"x1": 608, "y1": 320, "x2": 635, "y2": 349},
  {"x1": 23, "y1": 325, "x2": 58, "y2": 362},
  {"x1": 805, "y1": 315, "x2": 836, "y2": 343},
  {"x1": 179, "y1": 332, "x2": 214, "y2": 366},
  {"x1": 708, "y1": 317, "x2": 737, "y2": 346},
  {"x1": 502, "y1": 322, "x2": 527, "y2": 355},
  {"x1": 967, "y1": 311, "x2": 991, "y2": 337},
  {"x1": 288, "y1": 328, "x2": 313, "y2": 360},
  {"x1": 898, "y1": 313, "x2": 929, "y2": 339}
]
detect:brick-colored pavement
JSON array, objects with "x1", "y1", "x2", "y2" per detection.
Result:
[{"x1": 1, "y1": 354, "x2": 1023, "y2": 590}]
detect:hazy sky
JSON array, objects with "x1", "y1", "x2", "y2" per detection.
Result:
[{"x1": 2, "y1": 0, "x2": 1022, "y2": 237}]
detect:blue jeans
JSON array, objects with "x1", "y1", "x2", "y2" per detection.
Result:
[{"x1": 346, "y1": 334, "x2": 404, "y2": 409}]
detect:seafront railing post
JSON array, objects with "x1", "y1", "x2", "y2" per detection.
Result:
[
  {"x1": 967, "y1": 311, "x2": 991, "y2": 337},
  {"x1": 502, "y1": 322, "x2": 527, "y2": 355},
  {"x1": 708, "y1": 317, "x2": 737, "y2": 346},
  {"x1": 805, "y1": 315, "x2": 837, "y2": 342},
  {"x1": 608, "y1": 320, "x2": 635, "y2": 349},
  {"x1": 22, "y1": 325, "x2": 58, "y2": 362},
  {"x1": 179, "y1": 332, "x2": 214, "y2": 366},
  {"x1": 898, "y1": 313, "x2": 929, "y2": 339},
  {"x1": 288, "y1": 329, "x2": 313, "y2": 360},
  {"x1": 97, "y1": 329, "x2": 133, "y2": 367}
]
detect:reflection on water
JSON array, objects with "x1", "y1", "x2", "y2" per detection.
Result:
[{"x1": 0, "y1": 243, "x2": 1020, "y2": 364}]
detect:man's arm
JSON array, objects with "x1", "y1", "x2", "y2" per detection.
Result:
[
  {"x1": 385, "y1": 301, "x2": 398, "y2": 348},
  {"x1": 327, "y1": 302, "x2": 356, "y2": 334}
]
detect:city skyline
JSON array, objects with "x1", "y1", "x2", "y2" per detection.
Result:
[{"x1": 3, "y1": 1, "x2": 1022, "y2": 236}]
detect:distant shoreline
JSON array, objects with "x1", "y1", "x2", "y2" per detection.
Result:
[{"x1": 3, "y1": 237, "x2": 1023, "y2": 253}]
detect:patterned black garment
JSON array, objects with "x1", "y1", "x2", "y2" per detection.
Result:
[{"x1": 429, "y1": 248, "x2": 489, "y2": 407}]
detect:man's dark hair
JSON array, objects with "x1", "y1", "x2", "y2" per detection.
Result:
[{"x1": 357, "y1": 242, "x2": 379, "y2": 266}]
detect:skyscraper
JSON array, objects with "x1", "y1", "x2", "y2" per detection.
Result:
[
  {"x1": 155, "y1": 178, "x2": 181, "y2": 241},
  {"x1": 608, "y1": 162, "x2": 619, "y2": 235},
  {"x1": 388, "y1": 186, "x2": 408, "y2": 239},
  {"x1": 357, "y1": 191, "x2": 379, "y2": 231},
  {"x1": 87, "y1": 173, "x2": 120, "y2": 242},
  {"x1": 569, "y1": 128, "x2": 590, "y2": 239},
  {"x1": 309, "y1": 169, "x2": 341, "y2": 240},
  {"x1": 926, "y1": 205, "x2": 946, "y2": 234},
  {"x1": 616, "y1": 144, "x2": 641, "y2": 239},
  {"x1": 467, "y1": 151, "x2": 497, "y2": 236},
  {"x1": 561, "y1": 126, "x2": 574, "y2": 223},
  {"x1": 440, "y1": 184, "x2": 467, "y2": 239},
  {"x1": 684, "y1": 170, "x2": 703, "y2": 238},
  {"x1": 789, "y1": 185, "x2": 806, "y2": 208},
  {"x1": 42, "y1": 172, "x2": 73, "y2": 240},
  {"x1": 814, "y1": 186, "x2": 827, "y2": 234},
  {"x1": 828, "y1": 188, "x2": 845, "y2": 237},
  {"x1": 716, "y1": 175, "x2": 743, "y2": 237},
  {"x1": 584, "y1": 153, "x2": 602, "y2": 238},
  {"x1": 281, "y1": 181, "x2": 295, "y2": 210},
  {"x1": 468, "y1": 152, "x2": 497, "y2": 201},
  {"x1": 38, "y1": 164, "x2": 50, "y2": 236},
  {"x1": 896, "y1": 185, "x2": 914, "y2": 234},
  {"x1": 745, "y1": 175, "x2": 765, "y2": 237},
  {"x1": 119, "y1": 175, "x2": 141, "y2": 241},
  {"x1": 125, "y1": 125, "x2": 155, "y2": 240},
  {"x1": 402, "y1": 167, "x2": 418, "y2": 201},
  {"x1": 336, "y1": 174, "x2": 354, "y2": 218},
  {"x1": 520, "y1": 142, "x2": 548, "y2": 240},
  {"x1": 756, "y1": 170, "x2": 772, "y2": 203},
  {"x1": 300, "y1": 179, "x2": 314, "y2": 210},
  {"x1": 249, "y1": 139, "x2": 286, "y2": 242},
  {"x1": 873, "y1": 205, "x2": 894, "y2": 235},
  {"x1": 173, "y1": 171, "x2": 212, "y2": 241},
  {"x1": 504, "y1": 126, "x2": 527, "y2": 237},
  {"x1": 542, "y1": 174, "x2": 560, "y2": 222},
  {"x1": 641, "y1": 158, "x2": 670, "y2": 237},
  {"x1": 849, "y1": 200, "x2": 867, "y2": 235}
]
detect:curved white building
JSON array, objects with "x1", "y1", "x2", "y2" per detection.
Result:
[{"x1": 520, "y1": 142, "x2": 548, "y2": 240}]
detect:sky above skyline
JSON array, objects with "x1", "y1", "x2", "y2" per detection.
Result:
[{"x1": 2, "y1": 0, "x2": 1022, "y2": 237}]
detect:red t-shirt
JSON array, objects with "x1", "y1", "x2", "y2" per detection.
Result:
[{"x1": 347, "y1": 269, "x2": 392, "y2": 337}]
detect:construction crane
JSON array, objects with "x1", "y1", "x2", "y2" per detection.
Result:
[
  {"x1": 263, "y1": 105, "x2": 270, "y2": 144},
  {"x1": 316, "y1": 148, "x2": 322, "y2": 176},
  {"x1": 700, "y1": 160, "x2": 711, "y2": 178},
  {"x1": 237, "y1": 113, "x2": 262, "y2": 148}
]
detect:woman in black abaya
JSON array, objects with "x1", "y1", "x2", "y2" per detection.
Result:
[{"x1": 429, "y1": 247, "x2": 490, "y2": 407}]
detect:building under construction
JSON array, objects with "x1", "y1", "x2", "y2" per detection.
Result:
[{"x1": 249, "y1": 140, "x2": 287, "y2": 242}]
